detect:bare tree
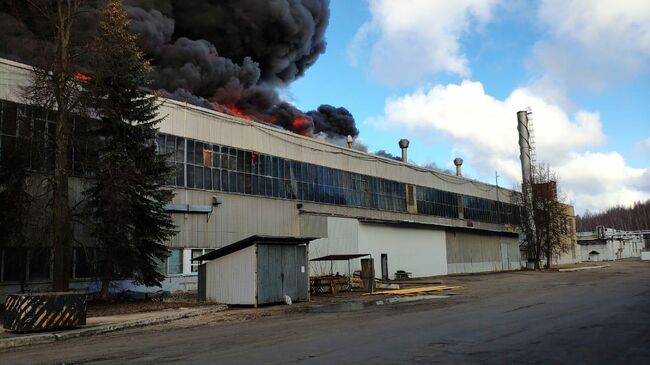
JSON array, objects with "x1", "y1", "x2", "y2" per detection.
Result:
[
  {"x1": 515, "y1": 163, "x2": 571, "y2": 269},
  {"x1": 577, "y1": 200, "x2": 650, "y2": 232},
  {"x1": 22, "y1": 0, "x2": 86, "y2": 291}
]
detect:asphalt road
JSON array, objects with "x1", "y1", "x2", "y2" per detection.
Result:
[{"x1": 3, "y1": 260, "x2": 650, "y2": 364}]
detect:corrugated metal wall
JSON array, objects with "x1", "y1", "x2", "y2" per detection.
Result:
[
  {"x1": 309, "y1": 217, "x2": 360, "y2": 276},
  {"x1": 204, "y1": 245, "x2": 256, "y2": 304},
  {"x1": 446, "y1": 231, "x2": 521, "y2": 274},
  {"x1": 169, "y1": 191, "x2": 302, "y2": 249}
]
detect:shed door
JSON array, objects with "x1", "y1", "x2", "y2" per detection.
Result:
[{"x1": 257, "y1": 245, "x2": 308, "y2": 304}]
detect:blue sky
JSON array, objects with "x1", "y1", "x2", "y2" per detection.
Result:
[{"x1": 287, "y1": 0, "x2": 650, "y2": 214}]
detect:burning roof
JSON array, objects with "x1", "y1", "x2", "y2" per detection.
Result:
[{"x1": 0, "y1": 0, "x2": 358, "y2": 143}]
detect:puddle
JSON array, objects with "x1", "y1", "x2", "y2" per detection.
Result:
[{"x1": 305, "y1": 294, "x2": 450, "y2": 313}]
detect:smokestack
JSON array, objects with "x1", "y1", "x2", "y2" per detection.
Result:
[
  {"x1": 398, "y1": 139, "x2": 410, "y2": 162},
  {"x1": 346, "y1": 135, "x2": 353, "y2": 148},
  {"x1": 517, "y1": 110, "x2": 537, "y2": 240},
  {"x1": 517, "y1": 111, "x2": 533, "y2": 188},
  {"x1": 453, "y1": 158, "x2": 463, "y2": 176}
]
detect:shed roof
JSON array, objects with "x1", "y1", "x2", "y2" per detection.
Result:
[
  {"x1": 192, "y1": 235, "x2": 317, "y2": 262},
  {"x1": 310, "y1": 254, "x2": 370, "y2": 261}
]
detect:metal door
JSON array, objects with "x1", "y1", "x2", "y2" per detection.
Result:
[
  {"x1": 280, "y1": 245, "x2": 308, "y2": 302},
  {"x1": 257, "y1": 244, "x2": 308, "y2": 304},
  {"x1": 501, "y1": 242, "x2": 510, "y2": 271},
  {"x1": 257, "y1": 244, "x2": 284, "y2": 305},
  {"x1": 381, "y1": 254, "x2": 388, "y2": 280}
]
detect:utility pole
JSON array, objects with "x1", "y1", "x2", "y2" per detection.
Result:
[{"x1": 495, "y1": 171, "x2": 501, "y2": 223}]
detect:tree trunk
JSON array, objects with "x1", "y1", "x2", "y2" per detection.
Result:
[
  {"x1": 51, "y1": 108, "x2": 72, "y2": 292},
  {"x1": 50, "y1": 2, "x2": 77, "y2": 292},
  {"x1": 100, "y1": 278, "x2": 111, "y2": 302}
]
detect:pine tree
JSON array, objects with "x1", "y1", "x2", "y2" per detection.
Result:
[
  {"x1": 84, "y1": 0, "x2": 176, "y2": 300},
  {"x1": 0, "y1": 140, "x2": 32, "y2": 291}
]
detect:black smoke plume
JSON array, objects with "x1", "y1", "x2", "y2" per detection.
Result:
[{"x1": 0, "y1": 0, "x2": 358, "y2": 141}]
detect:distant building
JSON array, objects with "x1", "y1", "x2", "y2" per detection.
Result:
[
  {"x1": 550, "y1": 204, "x2": 580, "y2": 266},
  {"x1": 577, "y1": 228, "x2": 644, "y2": 262}
]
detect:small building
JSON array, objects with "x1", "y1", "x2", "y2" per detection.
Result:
[
  {"x1": 577, "y1": 228, "x2": 644, "y2": 262},
  {"x1": 195, "y1": 236, "x2": 314, "y2": 306}
]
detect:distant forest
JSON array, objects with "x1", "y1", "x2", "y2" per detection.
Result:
[{"x1": 576, "y1": 200, "x2": 650, "y2": 232}]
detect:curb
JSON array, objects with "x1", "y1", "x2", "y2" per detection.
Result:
[
  {"x1": 558, "y1": 265, "x2": 609, "y2": 272},
  {"x1": 0, "y1": 304, "x2": 227, "y2": 350}
]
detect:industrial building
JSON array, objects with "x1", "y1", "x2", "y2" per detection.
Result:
[
  {"x1": 0, "y1": 57, "x2": 530, "y2": 297},
  {"x1": 577, "y1": 227, "x2": 645, "y2": 262}
]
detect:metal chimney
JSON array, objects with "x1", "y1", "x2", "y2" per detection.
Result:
[
  {"x1": 453, "y1": 158, "x2": 463, "y2": 176},
  {"x1": 517, "y1": 111, "x2": 533, "y2": 188},
  {"x1": 398, "y1": 139, "x2": 410, "y2": 162},
  {"x1": 346, "y1": 135, "x2": 353, "y2": 148}
]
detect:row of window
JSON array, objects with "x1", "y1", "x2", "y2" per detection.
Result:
[
  {"x1": 416, "y1": 186, "x2": 460, "y2": 219},
  {"x1": 0, "y1": 247, "x2": 94, "y2": 283},
  {"x1": 0, "y1": 100, "x2": 96, "y2": 176},
  {"x1": 462, "y1": 196, "x2": 520, "y2": 225},
  {"x1": 156, "y1": 133, "x2": 408, "y2": 212},
  {"x1": 0, "y1": 246, "x2": 214, "y2": 283},
  {"x1": 1, "y1": 99, "x2": 519, "y2": 225}
]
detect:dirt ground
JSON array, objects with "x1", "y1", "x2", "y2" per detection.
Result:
[{"x1": 86, "y1": 295, "x2": 212, "y2": 317}]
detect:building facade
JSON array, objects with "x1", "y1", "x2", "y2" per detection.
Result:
[
  {"x1": 577, "y1": 228, "x2": 645, "y2": 262},
  {"x1": 1, "y1": 57, "x2": 529, "y2": 297}
]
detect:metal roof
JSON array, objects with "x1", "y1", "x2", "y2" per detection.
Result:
[
  {"x1": 310, "y1": 254, "x2": 370, "y2": 261},
  {"x1": 192, "y1": 235, "x2": 317, "y2": 262}
]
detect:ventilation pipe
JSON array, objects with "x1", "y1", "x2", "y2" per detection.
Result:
[
  {"x1": 398, "y1": 139, "x2": 410, "y2": 162},
  {"x1": 453, "y1": 158, "x2": 463, "y2": 177},
  {"x1": 346, "y1": 135, "x2": 353, "y2": 148}
]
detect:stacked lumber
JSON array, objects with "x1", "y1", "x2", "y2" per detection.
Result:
[{"x1": 363, "y1": 285, "x2": 462, "y2": 296}]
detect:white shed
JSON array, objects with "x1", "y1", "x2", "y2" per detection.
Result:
[{"x1": 195, "y1": 235, "x2": 315, "y2": 306}]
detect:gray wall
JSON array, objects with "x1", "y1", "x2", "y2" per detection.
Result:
[{"x1": 446, "y1": 231, "x2": 521, "y2": 274}]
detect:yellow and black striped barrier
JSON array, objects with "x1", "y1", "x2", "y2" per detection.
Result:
[{"x1": 3, "y1": 292, "x2": 87, "y2": 332}]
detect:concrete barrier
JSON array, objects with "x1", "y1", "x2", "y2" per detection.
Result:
[{"x1": 3, "y1": 292, "x2": 87, "y2": 332}]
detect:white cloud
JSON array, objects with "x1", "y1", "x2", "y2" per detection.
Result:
[
  {"x1": 557, "y1": 152, "x2": 650, "y2": 212},
  {"x1": 373, "y1": 80, "x2": 648, "y2": 213},
  {"x1": 348, "y1": 0, "x2": 500, "y2": 84},
  {"x1": 533, "y1": 0, "x2": 650, "y2": 90}
]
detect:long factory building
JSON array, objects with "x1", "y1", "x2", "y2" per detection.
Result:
[{"x1": 0, "y1": 57, "x2": 529, "y2": 295}]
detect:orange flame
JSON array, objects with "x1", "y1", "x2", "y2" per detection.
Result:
[
  {"x1": 73, "y1": 71, "x2": 91, "y2": 82},
  {"x1": 224, "y1": 104, "x2": 253, "y2": 121},
  {"x1": 292, "y1": 114, "x2": 312, "y2": 136}
]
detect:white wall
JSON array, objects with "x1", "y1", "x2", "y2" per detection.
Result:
[
  {"x1": 581, "y1": 236, "x2": 644, "y2": 262},
  {"x1": 308, "y1": 217, "x2": 360, "y2": 276},
  {"x1": 205, "y1": 245, "x2": 256, "y2": 305},
  {"x1": 358, "y1": 224, "x2": 447, "y2": 278}
]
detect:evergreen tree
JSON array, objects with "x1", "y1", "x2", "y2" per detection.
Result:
[
  {"x1": 84, "y1": 0, "x2": 176, "y2": 300},
  {"x1": 0, "y1": 139, "x2": 32, "y2": 290}
]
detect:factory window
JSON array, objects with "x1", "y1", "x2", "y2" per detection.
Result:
[
  {"x1": 0, "y1": 100, "x2": 96, "y2": 176},
  {"x1": 190, "y1": 249, "x2": 213, "y2": 273},
  {"x1": 157, "y1": 133, "x2": 408, "y2": 213},
  {"x1": 156, "y1": 133, "x2": 518, "y2": 221},
  {"x1": 462, "y1": 196, "x2": 519, "y2": 225},
  {"x1": 73, "y1": 247, "x2": 97, "y2": 279},
  {"x1": 166, "y1": 249, "x2": 183, "y2": 275},
  {"x1": 0, "y1": 247, "x2": 25, "y2": 282},
  {"x1": 28, "y1": 248, "x2": 51, "y2": 281},
  {"x1": 416, "y1": 186, "x2": 459, "y2": 219},
  {"x1": 0, "y1": 247, "x2": 51, "y2": 282}
]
